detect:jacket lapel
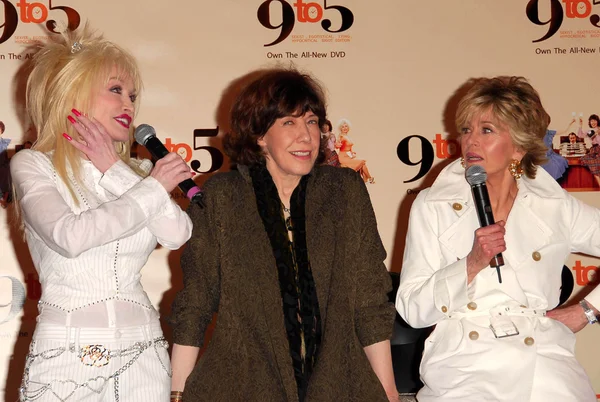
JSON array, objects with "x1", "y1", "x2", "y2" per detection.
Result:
[
  {"x1": 304, "y1": 172, "x2": 334, "y2": 330},
  {"x1": 503, "y1": 189, "x2": 553, "y2": 269},
  {"x1": 236, "y1": 166, "x2": 299, "y2": 402},
  {"x1": 430, "y1": 160, "x2": 556, "y2": 266},
  {"x1": 436, "y1": 194, "x2": 553, "y2": 268}
]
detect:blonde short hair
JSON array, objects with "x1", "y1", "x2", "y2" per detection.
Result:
[
  {"x1": 455, "y1": 76, "x2": 550, "y2": 179},
  {"x1": 26, "y1": 25, "x2": 144, "y2": 201},
  {"x1": 337, "y1": 118, "x2": 352, "y2": 133}
]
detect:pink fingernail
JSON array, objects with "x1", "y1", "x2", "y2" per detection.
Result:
[
  {"x1": 71, "y1": 108, "x2": 82, "y2": 117},
  {"x1": 191, "y1": 172, "x2": 197, "y2": 176},
  {"x1": 67, "y1": 116, "x2": 76, "y2": 124},
  {"x1": 62, "y1": 133, "x2": 72, "y2": 141}
]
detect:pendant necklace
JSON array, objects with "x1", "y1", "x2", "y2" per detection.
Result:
[{"x1": 282, "y1": 204, "x2": 293, "y2": 231}]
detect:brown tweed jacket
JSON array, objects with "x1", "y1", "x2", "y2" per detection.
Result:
[{"x1": 171, "y1": 165, "x2": 395, "y2": 402}]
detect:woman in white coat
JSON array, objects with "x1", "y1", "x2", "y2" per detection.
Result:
[{"x1": 396, "y1": 76, "x2": 600, "y2": 402}]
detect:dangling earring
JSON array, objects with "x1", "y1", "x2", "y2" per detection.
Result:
[
  {"x1": 460, "y1": 157, "x2": 466, "y2": 169},
  {"x1": 508, "y1": 159, "x2": 523, "y2": 179}
]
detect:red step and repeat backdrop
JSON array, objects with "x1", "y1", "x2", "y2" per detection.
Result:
[{"x1": 1, "y1": 0, "x2": 600, "y2": 399}]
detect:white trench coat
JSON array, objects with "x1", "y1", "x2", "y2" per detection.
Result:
[{"x1": 396, "y1": 159, "x2": 600, "y2": 402}]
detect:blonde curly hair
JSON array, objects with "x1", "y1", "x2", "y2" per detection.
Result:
[{"x1": 26, "y1": 24, "x2": 145, "y2": 202}]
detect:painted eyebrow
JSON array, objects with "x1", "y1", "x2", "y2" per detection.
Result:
[{"x1": 107, "y1": 78, "x2": 136, "y2": 93}]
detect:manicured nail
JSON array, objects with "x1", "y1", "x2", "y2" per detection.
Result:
[
  {"x1": 62, "y1": 133, "x2": 72, "y2": 141},
  {"x1": 71, "y1": 108, "x2": 82, "y2": 117},
  {"x1": 67, "y1": 116, "x2": 76, "y2": 124},
  {"x1": 191, "y1": 172, "x2": 197, "y2": 176}
]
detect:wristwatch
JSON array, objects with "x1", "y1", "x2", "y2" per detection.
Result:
[{"x1": 579, "y1": 299, "x2": 598, "y2": 325}]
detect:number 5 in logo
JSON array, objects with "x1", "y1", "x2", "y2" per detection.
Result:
[
  {"x1": 191, "y1": 128, "x2": 224, "y2": 174},
  {"x1": 46, "y1": 0, "x2": 81, "y2": 34},
  {"x1": 321, "y1": 0, "x2": 353, "y2": 33}
]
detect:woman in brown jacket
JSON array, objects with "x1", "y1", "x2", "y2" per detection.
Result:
[{"x1": 169, "y1": 68, "x2": 398, "y2": 402}]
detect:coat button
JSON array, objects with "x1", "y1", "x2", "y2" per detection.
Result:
[
  {"x1": 532, "y1": 251, "x2": 541, "y2": 261},
  {"x1": 441, "y1": 306, "x2": 448, "y2": 313},
  {"x1": 467, "y1": 302, "x2": 477, "y2": 310},
  {"x1": 524, "y1": 337, "x2": 535, "y2": 346},
  {"x1": 469, "y1": 331, "x2": 479, "y2": 340},
  {"x1": 452, "y1": 203, "x2": 462, "y2": 211}
]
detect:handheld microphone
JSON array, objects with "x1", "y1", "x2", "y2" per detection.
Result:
[
  {"x1": 134, "y1": 124, "x2": 205, "y2": 208},
  {"x1": 465, "y1": 165, "x2": 503, "y2": 283}
]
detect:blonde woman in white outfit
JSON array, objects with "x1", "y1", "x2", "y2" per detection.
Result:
[
  {"x1": 397, "y1": 76, "x2": 600, "y2": 402},
  {"x1": 11, "y1": 27, "x2": 193, "y2": 401}
]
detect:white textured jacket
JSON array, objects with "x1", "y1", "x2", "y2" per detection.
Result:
[
  {"x1": 11, "y1": 149, "x2": 192, "y2": 327},
  {"x1": 396, "y1": 159, "x2": 600, "y2": 402}
]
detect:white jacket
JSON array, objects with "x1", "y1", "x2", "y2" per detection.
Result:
[
  {"x1": 396, "y1": 159, "x2": 600, "y2": 402},
  {"x1": 11, "y1": 150, "x2": 192, "y2": 326}
]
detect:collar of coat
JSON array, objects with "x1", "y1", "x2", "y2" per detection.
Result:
[
  {"x1": 423, "y1": 159, "x2": 566, "y2": 281},
  {"x1": 424, "y1": 159, "x2": 567, "y2": 205}
]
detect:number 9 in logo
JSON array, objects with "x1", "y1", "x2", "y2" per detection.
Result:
[
  {"x1": 257, "y1": 0, "x2": 296, "y2": 47},
  {"x1": 0, "y1": 0, "x2": 18, "y2": 45},
  {"x1": 526, "y1": 0, "x2": 564, "y2": 42},
  {"x1": 396, "y1": 135, "x2": 435, "y2": 183}
]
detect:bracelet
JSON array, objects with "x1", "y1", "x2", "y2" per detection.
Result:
[
  {"x1": 170, "y1": 391, "x2": 183, "y2": 402},
  {"x1": 580, "y1": 299, "x2": 598, "y2": 325}
]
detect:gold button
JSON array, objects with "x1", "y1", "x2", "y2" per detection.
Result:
[
  {"x1": 441, "y1": 306, "x2": 448, "y2": 313},
  {"x1": 452, "y1": 203, "x2": 462, "y2": 211},
  {"x1": 469, "y1": 331, "x2": 479, "y2": 340},
  {"x1": 524, "y1": 337, "x2": 535, "y2": 346},
  {"x1": 467, "y1": 302, "x2": 477, "y2": 310},
  {"x1": 532, "y1": 251, "x2": 541, "y2": 261}
]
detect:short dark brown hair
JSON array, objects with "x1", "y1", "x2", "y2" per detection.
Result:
[
  {"x1": 589, "y1": 114, "x2": 599, "y2": 128},
  {"x1": 321, "y1": 119, "x2": 332, "y2": 133},
  {"x1": 0, "y1": 121, "x2": 4, "y2": 134},
  {"x1": 224, "y1": 68, "x2": 328, "y2": 166}
]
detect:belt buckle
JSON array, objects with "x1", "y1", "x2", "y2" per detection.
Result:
[
  {"x1": 79, "y1": 345, "x2": 111, "y2": 367},
  {"x1": 489, "y1": 315, "x2": 519, "y2": 338}
]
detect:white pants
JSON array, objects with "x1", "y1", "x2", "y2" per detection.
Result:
[{"x1": 20, "y1": 321, "x2": 171, "y2": 401}]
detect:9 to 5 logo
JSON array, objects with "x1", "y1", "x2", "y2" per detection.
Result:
[
  {"x1": 257, "y1": 0, "x2": 354, "y2": 47},
  {"x1": 1, "y1": 0, "x2": 81, "y2": 45},
  {"x1": 165, "y1": 128, "x2": 224, "y2": 174},
  {"x1": 397, "y1": 134, "x2": 460, "y2": 183},
  {"x1": 526, "y1": 0, "x2": 600, "y2": 42}
]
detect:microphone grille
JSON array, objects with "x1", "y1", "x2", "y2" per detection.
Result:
[
  {"x1": 465, "y1": 164, "x2": 487, "y2": 186},
  {"x1": 134, "y1": 124, "x2": 156, "y2": 145}
]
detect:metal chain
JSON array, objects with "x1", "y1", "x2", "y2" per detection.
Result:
[
  {"x1": 114, "y1": 375, "x2": 119, "y2": 402},
  {"x1": 20, "y1": 337, "x2": 167, "y2": 401},
  {"x1": 153, "y1": 338, "x2": 173, "y2": 377}
]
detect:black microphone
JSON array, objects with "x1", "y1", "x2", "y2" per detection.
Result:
[
  {"x1": 134, "y1": 124, "x2": 205, "y2": 208},
  {"x1": 465, "y1": 165, "x2": 503, "y2": 283}
]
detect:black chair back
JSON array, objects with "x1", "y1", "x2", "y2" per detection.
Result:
[{"x1": 388, "y1": 272, "x2": 432, "y2": 394}]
